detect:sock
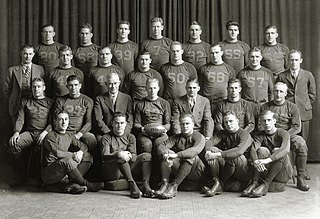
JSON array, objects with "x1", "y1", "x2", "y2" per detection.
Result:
[
  {"x1": 142, "y1": 161, "x2": 152, "y2": 182},
  {"x1": 77, "y1": 162, "x2": 92, "y2": 176},
  {"x1": 173, "y1": 161, "x2": 192, "y2": 185},
  {"x1": 220, "y1": 163, "x2": 235, "y2": 183},
  {"x1": 160, "y1": 160, "x2": 171, "y2": 181},
  {"x1": 264, "y1": 160, "x2": 283, "y2": 185},
  {"x1": 118, "y1": 162, "x2": 134, "y2": 181},
  {"x1": 296, "y1": 155, "x2": 307, "y2": 177}
]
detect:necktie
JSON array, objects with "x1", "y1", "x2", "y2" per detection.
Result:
[
  {"x1": 189, "y1": 98, "x2": 195, "y2": 110},
  {"x1": 110, "y1": 95, "x2": 116, "y2": 110},
  {"x1": 24, "y1": 66, "x2": 30, "y2": 77}
]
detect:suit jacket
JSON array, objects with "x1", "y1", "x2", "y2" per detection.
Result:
[
  {"x1": 94, "y1": 91, "x2": 133, "y2": 134},
  {"x1": 3, "y1": 64, "x2": 45, "y2": 116},
  {"x1": 276, "y1": 69, "x2": 316, "y2": 121},
  {"x1": 172, "y1": 94, "x2": 213, "y2": 137}
]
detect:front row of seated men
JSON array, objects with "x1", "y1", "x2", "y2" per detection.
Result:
[{"x1": 8, "y1": 74, "x2": 310, "y2": 198}]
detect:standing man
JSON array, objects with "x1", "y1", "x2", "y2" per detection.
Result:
[
  {"x1": 109, "y1": 21, "x2": 138, "y2": 76},
  {"x1": 182, "y1": 21, "x2": 210, "y2": 70},
  {"x1": 9, "y1": 78, "x2": 53, "y2": 187},
  {"x1": 171, "y1": 78, "x2": 213, "y2": 140},
  {"x1": 88, "y1": 46, "x2": 125, "y2": 99},
  {"x1": 124, "y1": 50, "x2": 164, "y2": 102},
  {"x1": 160, "y1": 41, "x2": 198, "y2": 102},
  {"x1": 261, "y1": 82, "x2": 310, "y2": 191},
  {"x1": 3, "y1": 45, "x2": 45, "y2": 125},
  {"x1": 48, "y1": 45, "x2": 84, "y2": 98},
  {"x1": 219, "y1": 21, "x2": 250, "y2": 73},
  {"x1": 258, "y1": 25, "x2": 290, "y2": 78},
  {"x1": 276, "y1": 50, "x2": 316, "y2": 143},
  {"x1": 74, "y1": 23, "x2": 100, "y2": 94},
  {"x1": 140, "y1": 17, "x2": 173, "y2": 71},
  {"x1": 34, "y1": 24, "x2": 63, "y2": 75}
]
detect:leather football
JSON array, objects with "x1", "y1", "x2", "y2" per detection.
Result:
[{"x1": 144, "y1": 123, "x2": 166, "y2": 137}]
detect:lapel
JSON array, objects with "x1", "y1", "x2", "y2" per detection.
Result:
[
  {"x1": 284, "y1": 70, "x2": 295, "y2": 87},
  {"x1": 13, "y1": 65, "x2": 23, "y2": 88},
  {"x1": 114, "y1": 92, "x2": 122, "y2": 111},
  {"x1": 105, "y1": 92, "x2": 114, "y2": 112},
  {"x1": 193, "y1": 96, "x2": 201, "y2": 115},
  {"x1": 182, "y1": 95, "x2": 192, "y2": 113},
  {"x1": 295, "y1": 69, "x2": 303, "y2": 84}
]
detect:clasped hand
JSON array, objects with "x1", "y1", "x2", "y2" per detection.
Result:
[{"x1": 118, "y1": 151, "x2": 132, "y2": 162}]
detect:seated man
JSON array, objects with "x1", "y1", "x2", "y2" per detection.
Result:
[
  {"x1": 242, "y1": 110, "x2": 292, "y2": 198},
  {"x1": 42, "y1": 110, "x2": 104, "y2": 194},
  {"x1": 172, "y1": 78, "x2": 213, "y2": 140},
  {"x1": 203, "y1": 111, "x2": 253, "y2": 197},
  {"x1": 156, "y1": 113, "x2": 205, "y2": 199},
  {"x1": 9, "y1": 78, "x2": 53, "y2": 187},
  {"x1": 100, "y1": 112, "x2": 154, "y2": 198}
]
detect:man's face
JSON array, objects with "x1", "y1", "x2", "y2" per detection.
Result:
[
  {"x1": 180, "y1": 116, "x2": 194, "y2": 135},
  {"x1": 138, "y1": 54, "x2": 152, "y2": 70},
  {"x1": 226, "y1": 25, "x2": 239, "y2": 41},
  {"x1": 151, "y1": 21, "x2": 164, "y2": 37},
  {"x1": 67, "y1": 79, "x2": 82, "y2": 96},
  {"x1": 260, "y1": 113, "x2": 276, "y2": 133},
  {"x1": 249, "y1": 51, "x2": 262, "y2": 67},
  {"x1": 112, "y1": 116, "x2": 127, "y2": 136},
  {"x1": 21, "y1": 48, "x2": 35, "y2": 64},
  {"x1": 224, "y1": 114, "x2": 239, "y2": 133},
  {"x1": 117, "y1": 24, "x2": 130, "y2": 39},
  {"x1": 99, "y1": 48, "x2": 113, "y2": 65},
  {"x1": 79, "y1": 28, "x2": 93, "y2": 45},
  {"x1": 107, "y1": 75, "x2": 120, "y2": 94},
  {"x1": 227, "y1": 82, "x2": 242, "y2": 99},
  {"x1": 189, "y1": 24, "x2": 202, "y2": 40},
  {"x1": 55, "y1": 113, "x2": 69, "y2": 132},
  {"x1": 265, "y1": 28, "x2": 278, "y2": 45},
  {"x1": 59, "y1": 50, "x2": 73, "y2": 65},
  {"x1": 170, "y1": 44, "x2": 183, "y2": 61},
  {"x1": 41, "y1": 26, "x2": 55, "y2": 44},
  {"x1": 186, "y1": 82, "x2": 200, "y2": 98},
  {"x1": 146, "y1": 81, "x2": 159, "y2": 98},
  {"x1": 273, "y1": 84, "x2": 287, "y2": 103},
  {"x1": 289, "y1": 52, "x2": 303, "y2": 71},
  {"x1": 210, "y1": 46, "x2": 223, "y2": 64},
  {"x1": 32, "y1": 81, "x2": 46, "y2": 99}
]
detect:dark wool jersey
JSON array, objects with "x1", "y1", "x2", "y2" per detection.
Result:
[
  {"x1": 48, "y1": 66, "x2": 84, "y2": 98},
  {"x1": 198, "y1": 62, "x2": 235, "y2": 99},
  {"x1": 182, "y1": 41, "x2": 210, "y2": 70},
  {"x1": 43, "y1": 130, "x2": 88, "y2": 166},
  {"x1": 214, "y1": 98, "x2": 255, "y2": 133},
  {"x1": 34, "y1": 42, "x2": 63, "y2": 74},
  {"x1": 160, "y1": 62, "x2": 198, "y2": 99},
  {"x1": 219, "y1": 40, "x2": 250, "y2": 73},
  {"x1": 252, "y1": 128, "x2": 290, "y2": 161},
  {"x1": 140, "y1": 37, "x2": 173, "y2": 70},
  {"x1": 124, "y1": 68, "x2": 164, "y2": 100},
  {"x1": 258, "y1": 43, "x2": 290, "y2": 76},
  {"x1": 54, "y1": 94, "x2": 93, "y2": 135},
  {"x1": 74, "y1": 44, "x2": 100, "y2": 76},
  {"x1": 88, "y1": 65, "x2": 125, "y2": 98},
  {"x1": 158, "y1": 131, "x2": 205, "y2": 158},
  {"x1": 261, "y1": 100, "x2": 301, "y2": 136},
  {"x1": 237, "y1": 66, "x2": 274, "y2": 105},
  {"x1": 109, "y1": 40, "x2": 138, "y2": 75},
  {"x1": 14, "y1": 97, "x2": 53, "y2": 133},
  {"x1": 206, "y1": 128, "x2": 253, "y2": 159},
  {"x1": 134, "y1": 97, "x2": 171, "y2": 126}
]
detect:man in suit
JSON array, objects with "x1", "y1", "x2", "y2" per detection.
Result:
[
  {"x1": 276, "y1": 50, "x2": 316, "y2": 143},
  {"x1": 171, "y1": 78, "x2": 213, "y2": 140},
  {"x1": 3, "y1": 45, "x2": 45, "y2": 125}
]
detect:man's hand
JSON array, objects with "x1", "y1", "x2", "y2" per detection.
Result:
[
  {"x1": 74, "y1": 150, "x2": 84, "y2": 163},
  {"x1": 74, "y1": 132, "x2": 83, "y2": 140},
  {"x1": 37, "y1": 130, "x2": 48, "y2": 145},
  {"x1": 9, "y1": 132, "x2": 20, "y2": 147},
  {"x1": 254, "y1": 159, "x2": 267, "y2": 172},
  {"x1": 118, "y1": 151, "x2": 132, "y2": 162},
  {"x1": 163, "y1": 152, "x2": 178, "y2": 167},
  {"x1": 205, "y1": 151, "x2": 221, "y2": 161}
]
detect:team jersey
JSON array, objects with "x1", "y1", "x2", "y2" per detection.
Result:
[
  {"x1": 182, "y1": 41, "x2": 210, "y2": 70},
  {"x1": 237, "y1": 66, "x2": 274, "y2": 105},
  {"x1": 124, "y1": 68, "x2": 164, "y2": 100},
  {"x1": 140, "y1": 37, "x2": 173, "y2": 70},
  {"x1": 258, "y1": 43, "x2": 290, "y2": 77},
  {"x1": 198, "y1": 62, "x2": 235, "y2": 99},
  {"x1": 74, "y1": 43, "x2": 100, "y2": 77},
  {"x1": 54, "y1": 94, "x2": 93, "y2": 135},
  {"x1": 48, "y1": 66, "x2": 84, "y2": 98},
  {"x1": 14, "y1": 97, "x2": 53, "y2": 133},
  {"x1": 219, "y1": 40, "x2": 250, "y2": 73},
  {"x1": 214, "y1": 98, "x2": 255, "y2": 133},
  {"x1": 34, "y1": 42, "x2": 63, "y2": 74},
  {"x1": 109, "y1": 40, "x2": 138, "y2": 75},
  {"x1": 88, "y1": 65, "x2": 125, "y2": 98},
  {"x1": 160, "y1": 62, "x2": 198, "y2": 99}
]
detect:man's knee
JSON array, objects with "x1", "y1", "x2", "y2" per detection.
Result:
[
  {"x1": 81, "y1": 132, "x2": 97, "y2": 151},
  {"x1": 290, "y1": 136, "x2": 308, "y2": 156},
  {"x1": 138, "y1": 136, "x2": 153, "y2": 153},
  {"x1": 139, "y1": 152, "x2": 152, "y2": 162},
  {"x1": 257, "y1": 147, "x2": 271, "y2": 159}
]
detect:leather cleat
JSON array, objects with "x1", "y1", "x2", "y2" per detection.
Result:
[
  {"x1": 250, "y1": 183, "x2": 268, "y2": 198},
  {"x1": 161, "y1": 183, "x2": 178, "y2": 199},
  {"x1": 241, "y1": 182, "x2": 259, "y2": 197},
  {"x1": 200, "y1": 186, "x2": 211, "y2": 194},
  {"x1": 297, "y1": 176, "x2": 310, "y2": 191},
  {"x1": 140, "y1": 181, "x2": 156, "y2": 198},
  {"x1": 128, "y1": 181, "x2": 142, "y2": 199},
  {"x1": 87, "y1": 182, "x2": 104, "y2": 192},
  {"x1": 205, "y1": 179, "x2": 223, "y2": 197},
  {"x1": 155, "y1": 179, "x2": 169, "y2": 197},
  {"x1": 65, "y1": 183, "x2": 87, "y2": 194}
]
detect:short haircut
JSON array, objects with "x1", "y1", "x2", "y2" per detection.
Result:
[
  {"x1": 226, "y1": 21, "x2": 239, "y2": 30},
  {"x1": 190, "y1": 21, "x2": 201, "y2": 29},
  {"x1": 67, "y1": 75, "x2": 81, "y2": 83},
  {"x1": 32, "y1": 77, "x2": 45, "y2": 86},
  {"x1": 106, "y1": 72, "x2": 120, "y2": 82},
  {"x1": 210, "y1": 43, "x2": 222, "y2": 50},
  {"x1": 80, "y1": 23, "x2": 93, "y2": 33},
  {"x1": 186, "y1": 78, "x2": 200, "y2": 86},
  {"x1": 260, "y1": 110, "x2": 277, "y2": 120},
  {"x1": 274, "y1": 81, "x2": 288, "y2": 91},
  {"x1": 112, "y1": 112, "x2": 127, "y2": 122},
  {"x1": 59, "y1": 45, "x2": 73, "y2": 55},
  {"x1": 265, "y1": 25, "x2": 278, "y2": 33},
  {"x1": 21, "y1": 45, "x2": 34, "y2": 52},
  {"x1": 179, "y1": 113, "x2": 195, "y2": 123},
  {"x1": 42, "y1": 24, "x2": 54, "y2": 31},
  {"x1": 171, "y1": 41, "x2": 182, "y2": 48},
  {"x1": 138, "y1": 50, "x2": 152, "y2": 58},
  {"x1": 223, "y1": 110, "x2": 238, "y2": 119},
  {"x1": 98, "y1": 46, "x2": 111, "y2": 53},
  {"x1": 118, "y1": 20, "x2": 130, "y2": 28},
  {"x1": 54, "y1": 109, "x2": 69, "y2": 121},
  {"x1": 249, "y1": 47, "x2": 262, "y2": 55},
  {"x1": 146, "y1": 78, "x2": 159, "y2": 86},
  {"x1": 289, "y1": 49, "x2": 303, "y2": 59},
  {"x1": 150, "y1": 17, "x2": 164, "y2": 25},
  {"x1": 228, "y1": 78, "x2": 241, "y2": 87}
]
